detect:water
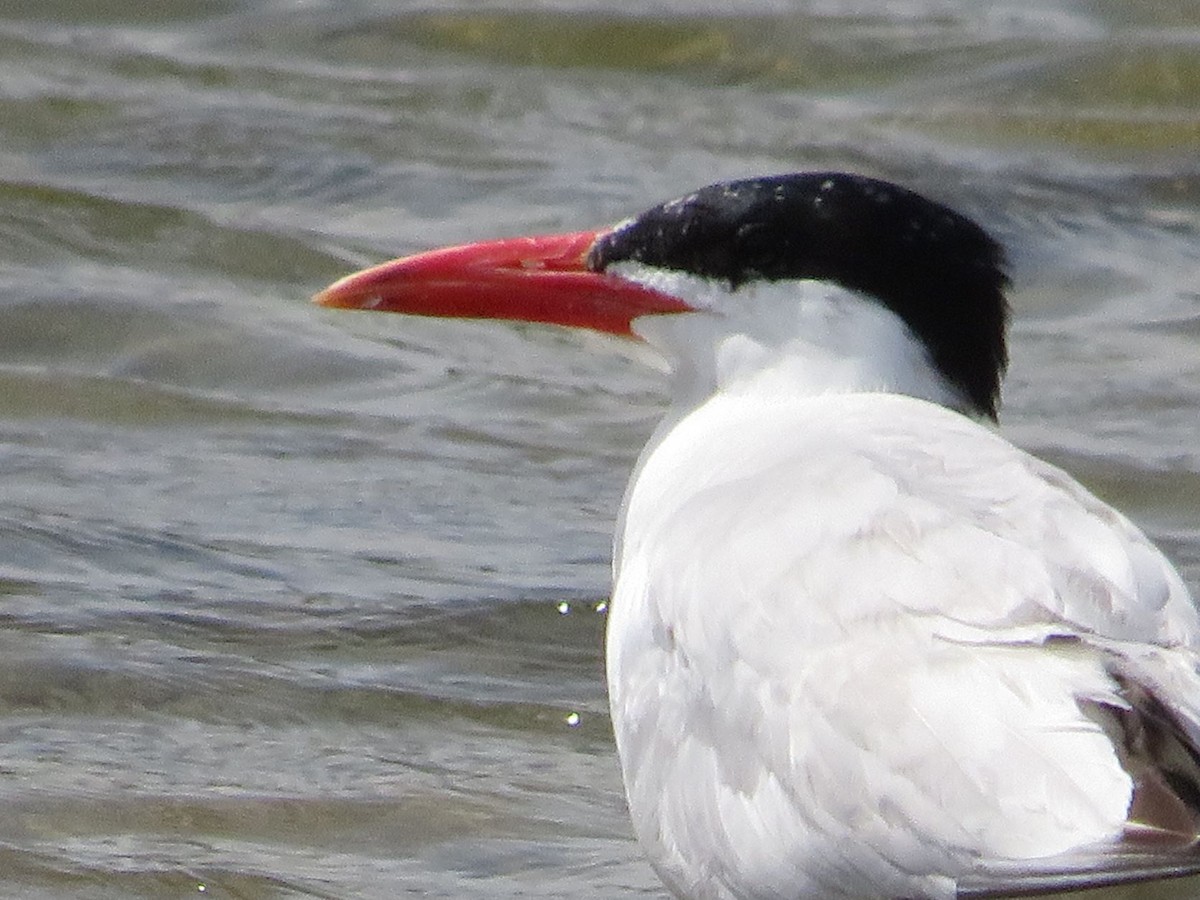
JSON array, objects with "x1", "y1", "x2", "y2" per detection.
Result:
[{"x1": 0, "y1": 1, "x2": 1198, "y2": 897}]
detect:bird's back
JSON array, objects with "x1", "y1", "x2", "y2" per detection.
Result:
[{"x1": 607, "y1": 391, "x2": 1200, "y2": 900}]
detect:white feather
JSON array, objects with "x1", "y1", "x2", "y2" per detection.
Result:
[{"x1": 605, "y1": 275, "x2": 1200, "y2": 899}]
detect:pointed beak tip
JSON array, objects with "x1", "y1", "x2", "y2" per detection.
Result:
[
  {"x1": 312, "y1": 272, "x2": 375, "y2": 310},
  {"x1": 311, "y1": 287, "x2": 341, "y2": 308}
]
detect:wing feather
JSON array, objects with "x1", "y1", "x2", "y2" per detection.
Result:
[{"x1": 609, "y1": 392, "x2": 1200, "y2": 899}]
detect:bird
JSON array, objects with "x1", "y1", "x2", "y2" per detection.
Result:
[{"x1": 314, "y1": 172, "x2": 1200, "y2": 899}]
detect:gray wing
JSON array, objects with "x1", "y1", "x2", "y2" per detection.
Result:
[{"x1": 958, "y1": 847, "x2": 1200, "y2": 898}]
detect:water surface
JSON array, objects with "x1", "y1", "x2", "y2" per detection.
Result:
[{"x1": 1, "y1": 1, "x2": 1199, "y2": 897}]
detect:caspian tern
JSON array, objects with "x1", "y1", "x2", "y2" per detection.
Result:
[{"x1": 315, "y1": 172, "x2": 1200, "y2": 899}]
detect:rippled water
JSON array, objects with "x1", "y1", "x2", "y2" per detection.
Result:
[{"x1": 1, "y1": 1, "x2": 1199, "y2": 897}]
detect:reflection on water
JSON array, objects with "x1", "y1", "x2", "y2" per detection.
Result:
[{"x1": 0, "y1": 0, "x2": 1198, "y2": 896}]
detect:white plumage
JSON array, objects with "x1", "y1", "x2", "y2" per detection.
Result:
[{"x1": 607, "y1": 274, "x2": 1200, "y2": 899}]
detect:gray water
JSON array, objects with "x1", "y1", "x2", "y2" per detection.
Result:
[{"x1": 1, "y1": 1, "x2": 1199, "y2": 897}]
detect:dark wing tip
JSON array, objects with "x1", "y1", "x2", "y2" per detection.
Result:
[{"x1": 957, "y1": 847, "x2": 1200, "y2": 899}]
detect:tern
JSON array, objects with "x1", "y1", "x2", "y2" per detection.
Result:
[{"x1": 315, "y1": 172, "x2": 1200, "y2": 899}]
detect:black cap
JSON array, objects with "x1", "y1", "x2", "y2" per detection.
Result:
[{"x1": 588, "y1": 173, "x2": 1009, "y2": 419}]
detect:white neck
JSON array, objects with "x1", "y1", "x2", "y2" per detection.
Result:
[
  {"x1": 619, "y1": 266, "x2": 972, "y2": 418},
  {"x1": 611, "y1": 269, "x2": 975, "y2": 573}
]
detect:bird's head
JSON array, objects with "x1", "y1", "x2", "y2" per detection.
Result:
[{"x1": 315, "y1": 172, "x2": 1009, "y2": 419}]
